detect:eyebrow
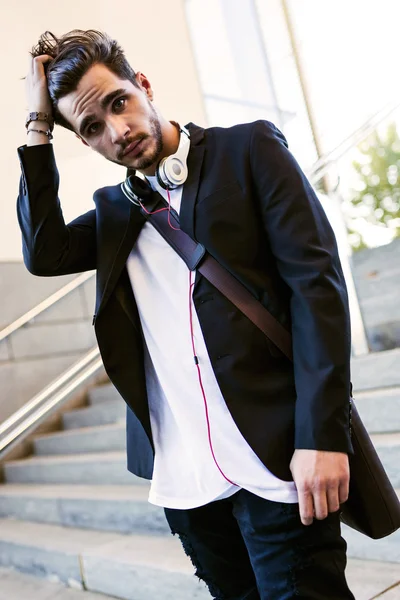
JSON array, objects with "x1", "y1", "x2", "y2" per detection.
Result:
[{"x1": 78, "y1": 88, "x2": 128, "y2": 136}]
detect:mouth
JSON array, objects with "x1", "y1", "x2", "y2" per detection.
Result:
[{"x1": 122, "y1": 138, "x2": 146, "y2": 159}]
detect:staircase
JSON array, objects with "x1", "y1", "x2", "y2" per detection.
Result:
[
  {"x1": 341, "y1": 347, "x2": 400, "y2": 564},
  {"x1": 0, "y1": 382, "x2": 210, "y2": 599},
  {"x1": 0, "y1": 350, "x2": 399, "y2": 599}
]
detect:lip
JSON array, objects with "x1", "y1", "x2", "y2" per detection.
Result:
[{"x1": 122, "y1": 138, "x2": 145, "y2": 158}]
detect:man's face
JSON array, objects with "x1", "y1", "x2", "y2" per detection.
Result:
[{"x1": 58, "y1": 63, "x2": 163, "y2": 171}]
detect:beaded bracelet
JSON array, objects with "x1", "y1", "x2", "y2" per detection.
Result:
[
  {"x1": 25, "y1": 112, "x2": 54, "y2": 132},
  {"x1": 27, "y1": 128, "x2": 53, "y2": 141}
]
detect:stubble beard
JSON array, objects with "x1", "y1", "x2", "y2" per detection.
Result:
[
  {"x1": 113, "y1": 103, "x2": 164, "y2": 171},
  {"x1": 133, "y1": 106, "x2": 163, "y2": 171}
]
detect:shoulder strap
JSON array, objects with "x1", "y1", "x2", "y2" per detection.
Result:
[{"x1": 140, "y1": 194, "x2": 293, "y2": 361}]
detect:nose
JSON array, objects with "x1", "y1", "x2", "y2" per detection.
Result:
[{"x1": 108, "y1": 116, "x2": 130, "y2": 144}]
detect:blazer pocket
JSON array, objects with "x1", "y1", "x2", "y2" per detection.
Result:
[{"x1": 198, "y1": 181, "x2": 243, "y2": 208}]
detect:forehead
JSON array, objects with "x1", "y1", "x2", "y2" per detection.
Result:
[{"x1": 57, "y1": 64, "x2": 131, "y2": 128}]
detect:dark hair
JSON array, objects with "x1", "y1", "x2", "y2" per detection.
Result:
[{"x1": 31, "y1": 30, "x2": 139, "y2": 131}]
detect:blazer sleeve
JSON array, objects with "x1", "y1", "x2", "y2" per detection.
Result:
[
  {"x1": 249, "y1": 120, "x2": 353, "y2": 455},
  {"x1": 17, "y1": 143, "x2": 96, "y2": 276}
]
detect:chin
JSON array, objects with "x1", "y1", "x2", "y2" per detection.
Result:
[{"x1": 133, "y1": 152, "x2": 160, "y2": 172}]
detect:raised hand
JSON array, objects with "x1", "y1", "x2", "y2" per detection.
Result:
[
  {"x1": 25, "y1": 55, "x2": 53, "y2": 145},
  {"x1": 26, "y1": 55, "x2": 53, "y2": 114}
]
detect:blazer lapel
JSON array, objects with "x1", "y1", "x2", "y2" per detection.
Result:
[
  {"x1": 95, "y1": 186, "x2": 145, "y2": 318},
  {"x1": 179, "y1": 123, "x2": 205, "y2": 239},
  {"x1": 95, "y1": 122, "x2": 205, "y2": 319}
]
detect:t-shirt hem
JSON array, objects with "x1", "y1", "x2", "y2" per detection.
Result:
[
  {"x1": 148, "y1": 487, "x2": 299, "y2": 509},
  {"x1": 148, "y1": 486, "x2": 239, "y2": 509}
]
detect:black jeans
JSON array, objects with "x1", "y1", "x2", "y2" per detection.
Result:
[{"x1": 164, "y1": 489, "x2": 355, "y2": 600}]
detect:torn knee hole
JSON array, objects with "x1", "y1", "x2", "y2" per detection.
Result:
[{"x1": 171, "y1": 530, "x2": 228, "y2": 599}]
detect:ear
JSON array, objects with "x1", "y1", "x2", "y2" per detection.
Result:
[
  {"x1": 136, "y1": 71, "x2": 154, "y2": 101},
  {"x1": 76, "y1": 133, "x2": 89, "y2": 147}
]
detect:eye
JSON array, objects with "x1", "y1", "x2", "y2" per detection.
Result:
[
  {"x1": 113, "y1": 97, "x2": 126, "y2": 111},
  {"x1": 87, "y1": 122, "x2": 100, "y2": 135}
]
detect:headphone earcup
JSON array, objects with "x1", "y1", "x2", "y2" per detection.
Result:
[
  {"x1": 157, "y1": 156, "x2": 188, "y2": 190},
  {"x1": 156, "y1": 126, "x2": 190, "y2": 190}
]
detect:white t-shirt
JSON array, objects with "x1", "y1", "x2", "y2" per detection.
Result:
[{"x1": 126, "y1": 176, "x2": 298, "y2": 509}]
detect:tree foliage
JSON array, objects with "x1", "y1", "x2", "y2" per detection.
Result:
[{"x1": 349, "y1": 122, "x2": 400, "y2": 251}]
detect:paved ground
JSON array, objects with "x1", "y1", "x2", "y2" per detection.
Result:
[
  {"x1": 0, "y1": 559, "x2": 399, "y2": 599},
  {"x1": 346, "y1": 559, "x2": 400, "y2": 599}
]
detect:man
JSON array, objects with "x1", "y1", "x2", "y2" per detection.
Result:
[{"x1": 18, "y1": 29, "x2": 355, "y2": 599}]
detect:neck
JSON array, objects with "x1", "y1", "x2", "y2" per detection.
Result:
[{"x1": 139, "y1": 118, "x2": 180, "y2": 177}]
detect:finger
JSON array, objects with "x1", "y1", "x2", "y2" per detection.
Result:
[
  {"x1": 34, "y1": 54, "x2": 52, "y2": 64},
  {"x1": 339, "y1": 476, "x2": 349, "y2": 504},
  {"x1": 327, "y1": 485, "x2": 340, "y2": 513},
  {"x1": 298, "y1": 490, "x2": 314, "y2": 526},
  {"x1": 313, "y1": 488, "x2": 329, "y2": 520},
  {"x1": 32, "y1": 55, "x2": 52, "y2": 76}
]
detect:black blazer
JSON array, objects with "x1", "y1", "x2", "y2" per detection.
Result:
[{"x1": 17, "y1": 120, "x2": 353, "y2": 482}]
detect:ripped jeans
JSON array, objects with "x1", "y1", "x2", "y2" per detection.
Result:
[{"x1": 164, "y1": 489, "x2": 355, "y2": 600}]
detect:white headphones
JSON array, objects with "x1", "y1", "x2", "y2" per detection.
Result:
[
  {"x1": 156, "y1": 124, "x2": 190, "y2": 190},
  {"x1": 121, "y1": 124, "x2": 190, "y2": 203}
]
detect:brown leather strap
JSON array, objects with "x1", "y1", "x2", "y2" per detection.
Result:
[
  {"x1": 199, "y1": 255, "x2": 293, "y2": 360},
  {"x1": 143, "y1": 198, "x2": 293, "y2": 361}
]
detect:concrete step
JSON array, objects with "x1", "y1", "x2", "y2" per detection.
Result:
[
  {"x1": 3, "y1": 452, "x2": 144, "y2": 485},
  {"x1": 0, "y1": 566, "x2": 117, "y2": 600},
  {"x1": 379, "y1": 584, "x2": 400, "y2": 599},
  {"x1": 355, "y1": 387, "x2": 400, "y2": 433},
  {"x1": 88, "y1": 383, "x2": 122, "y2": 406},
  {"x1": 0, "y1": 484, "x2": 169, "y2": 535},
  {"x1": 63, "y1": 400, "x2": 125, "y2": 430},
  {"x1": 351, "y1": 347, "x2": 400, "y2": 391},
  {"x1": 33, "y1": 423, "x2": 126, "y2": 455},
  {"x1": 0, "y1": 520, "x2": 210, "y2": 599},
  {"x1": 371, "y1": 433, "x2": 400, "y2": 488},
  {"x1": 344, "y1": 559, "x2": 400, "y2": 600},
  {"x1": 0, "y1": 555, "x2": 399, "y2": 600}
]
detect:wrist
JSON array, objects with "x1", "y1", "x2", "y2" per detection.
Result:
[
  {"x1": 27, "y1": 120, "x2": 51, "y2": 130},
  {"x1": 26, "y1": 111, "x2": 54, "y2": 132},
  {"x1": 26, "y1": 127, "x2": 53, "y2": 144}
]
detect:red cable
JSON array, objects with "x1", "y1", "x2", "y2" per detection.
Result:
[
  {"x1": 138, "y1": 189, "x2": 180, "y2": 231},
  {"x1": 188, "y1": 270, "x2": 238, "y2": 487},
  {"x1": 142, "y1": 185, "x2": 237, "y2": 486},
  {"x1": 140, "y1": 204, "x2": 169, "y2": 216}
]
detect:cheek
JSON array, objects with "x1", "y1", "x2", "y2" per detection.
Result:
[{"x1": 93, "y1": 133, "x2": 111, "y2": 155}]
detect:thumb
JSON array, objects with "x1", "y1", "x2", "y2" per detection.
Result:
[
  {"x1": 31, "y1": 54, "x2": 52, "y2": 75},
  {"x1": 34, "y1": 54, "x2": 52, "y2": 63}
]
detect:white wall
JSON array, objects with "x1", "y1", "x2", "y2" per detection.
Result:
[
  {"x1": 288, "y1": 0, "x2": 400, "y2": 154},
  {"x1": 1, "y1": 0, "x2": 207, "y2": 261}
]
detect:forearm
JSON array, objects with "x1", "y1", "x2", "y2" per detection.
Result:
[
  {"x1": 18, "y1": 145, "x2": 70, "y2": 274},
  {"x1": 17, "y1": 53, "x2": 97, "y2": 274},
  {"x1": 290, "y1": 265, "x2": 352, "y2": 452},
  {"x1": 17, "y1": 144, "x2": 96, "y2": 275},
  {"x1": 26, "y1": 123, "x2": 51, "y2": 147}
]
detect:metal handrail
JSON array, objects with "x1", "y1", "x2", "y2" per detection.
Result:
[
  {"x1": 308, "y1": 98, "x2": 400, "y2": 185},
  {"x1": 0, "y1": 347, "x2": 102, "y2": 459},
  {"x1": 0, "y1": 271, "x2": 95, "y2": 344}
]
